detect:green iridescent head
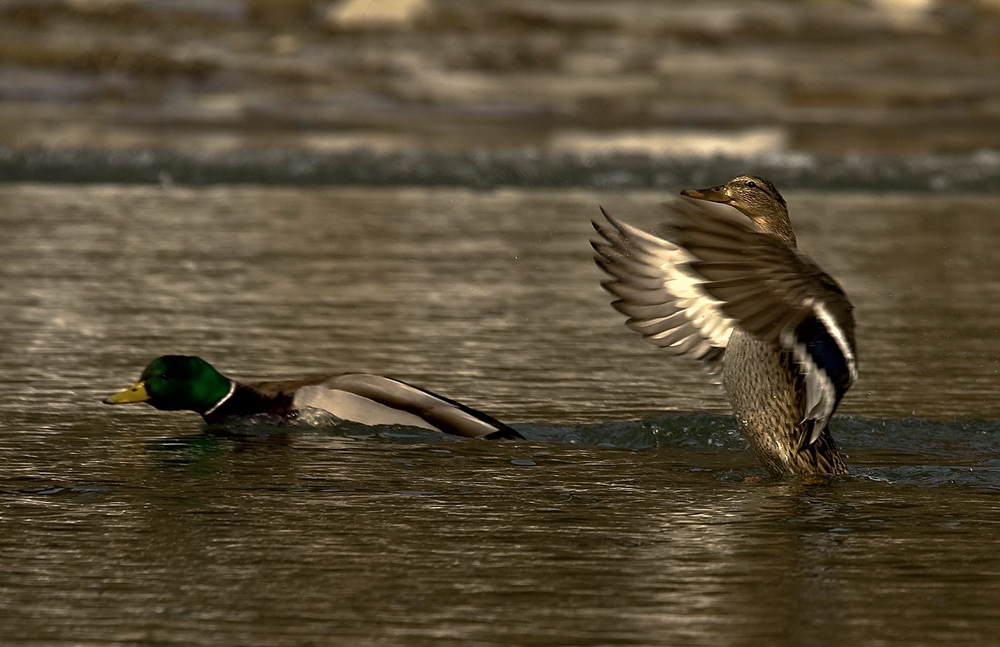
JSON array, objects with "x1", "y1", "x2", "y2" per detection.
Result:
[{"x1": 104, "y1": 355, "x2": 232, "y2": 414}]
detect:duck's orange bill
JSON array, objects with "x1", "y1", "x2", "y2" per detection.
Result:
[{"x1": 681, "y1": 185, "x2": 730, "y2": 203}]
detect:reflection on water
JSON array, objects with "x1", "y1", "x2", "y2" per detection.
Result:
[{"x1": 2, "y1": 186, "x2": 1000, "y2": 645}]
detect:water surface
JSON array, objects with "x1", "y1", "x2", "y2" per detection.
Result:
[{"x1": 2, "y1": 186, "x2": 1000, "y2": 645}]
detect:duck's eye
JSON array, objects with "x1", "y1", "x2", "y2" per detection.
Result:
[{"x1": 746, "y1": 180, "x2": 757, "y2": 188}]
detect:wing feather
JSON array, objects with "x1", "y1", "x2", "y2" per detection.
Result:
[
  {"x1": 302, "y1": 374, "x2": 523, "y2": 439},
  {"x1": 592, "y1": 207, "x2": 735, "y2": 374}
]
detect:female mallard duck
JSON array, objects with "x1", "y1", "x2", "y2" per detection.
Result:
[
  {"x1": 104, "y1": 355, "x2": 523, "y2": 439},
  {"x1": 592, "y1": 175, "x2": 857, "y2": 476}
]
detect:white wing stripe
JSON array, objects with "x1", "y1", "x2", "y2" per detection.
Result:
[
  {"x1": 780, "y1": 301, "x2": 857, "y2": 446},
  {"x1": 792, "y1": 343, "x2": 837, "y2": 445},
  {"x1": 813, "y1": 301, "x2": 859, "y2": 383}
]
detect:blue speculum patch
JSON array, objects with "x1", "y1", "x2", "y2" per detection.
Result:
[{"x1": 797, "y1": 316, "x2": 852, "y2": 398}]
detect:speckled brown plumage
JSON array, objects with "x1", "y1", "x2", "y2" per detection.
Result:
[{"x1": 724, "y1": 329, "x2": 847, "y2": 475}]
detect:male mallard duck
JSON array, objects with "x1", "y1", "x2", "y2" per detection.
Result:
[
  {"x1": 104, "y1": 355, "x2": 523, "y2": 439},
  {"x1": 592, "y1": 175, "x2": 857, "y2": 476}
]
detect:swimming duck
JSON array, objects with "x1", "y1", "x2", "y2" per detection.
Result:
[
  {"x1": 104, "y1": 355, "x2": 523, "y2": 439},
  {"x1": 592, "y1": 175, "x2": 857, "y2": 476}
]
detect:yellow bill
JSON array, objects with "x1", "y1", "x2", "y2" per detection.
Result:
[{"x1": 104, "y1": 381, "x2": 150, "y2": 405}]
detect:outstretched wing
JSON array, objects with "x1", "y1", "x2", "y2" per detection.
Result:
[
  {"x1": 670, "y1": 200, "x2": 857, "y2": 443},
  {"x1": 593, "y1": 198, "x2": 857, "y2": 445},
  {"x1": 592, "y1": 204, "x2": 736, "y2": 377}
]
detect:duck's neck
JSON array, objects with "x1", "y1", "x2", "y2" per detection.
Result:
[
  {"x1": 743, "y1": 207, "x2": 797, "y2": 247},
  {"x1": 175, "y1": 360, "x2": 236, "y2": 415},
  {"x1": 202, "y1": 378, "x2": 236, "y2": 416}
]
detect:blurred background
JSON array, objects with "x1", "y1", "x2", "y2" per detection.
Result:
[{"x1": 3, "y1": 0, "x2": 1000, "y2": 188}]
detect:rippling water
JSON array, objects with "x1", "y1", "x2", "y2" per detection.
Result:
[{"x1": 3, "y1": 185, "x2": 1000, "y2": 645}]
